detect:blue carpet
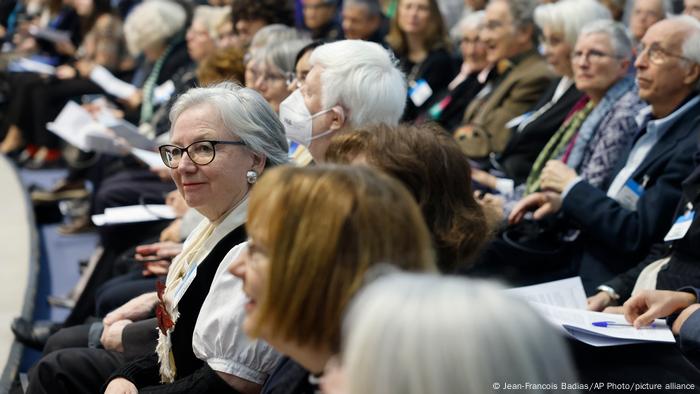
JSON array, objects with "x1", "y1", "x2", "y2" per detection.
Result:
[{"x1": 17, "y1": 169, "x2": 99, "y2": 373}]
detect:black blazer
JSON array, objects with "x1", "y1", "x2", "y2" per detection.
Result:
[
  {"x1": 562, "y1": 96, "x2": 700, "y2": 292},
  {"x1": 604, "y1": 158, "x2": 700, "y2": 299},
  {"x1": 498, "y1": 78, "x2": 584, "y2": 184}
]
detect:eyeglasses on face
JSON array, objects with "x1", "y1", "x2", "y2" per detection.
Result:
[
  {"x1": 636, "y1": 42, "x2": 690, "y2": 65},
  {"x1": 571, "y1": 49, "x2": 619, "y2": 64},
  {"x1": 158, "y1": 140, "x2": 246, "y2": 169}
]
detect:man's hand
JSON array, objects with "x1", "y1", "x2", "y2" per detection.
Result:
[
  {"x1": 100, "y1": 319, "x2": 132, "y2": 352},
  {"x1": 539, "y1": 160, "x2": 578, "y2": 193},
  {"x1": 104, "y1": 378, "x2": 138, "y2": 394},
  {"x1": 623, "y1": 290, "x2": 697, "y2": 329},
  {"x1": 102, "y1": 292, "x2": 158, "y2": 326},
  {"x1": 508, "y1": 191, "x2": 563, "y2": 225}
]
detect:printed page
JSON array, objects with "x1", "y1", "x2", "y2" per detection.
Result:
[
  {"x1": 89, "y1": 65, "x2": 137, "y2": 99},
  {"x1": 131, "y1": 147, "x2": 167, "y2": 170},
  {"x1": 92, "y1": 205, "x2": 175, "y2": 226},
  {"x1": 506, "y1": 277, "x2": 587, "y2": 309}
]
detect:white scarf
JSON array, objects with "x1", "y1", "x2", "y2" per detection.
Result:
[{"x1": 156, "y1": 198, "x2": 248, "y2": 383}]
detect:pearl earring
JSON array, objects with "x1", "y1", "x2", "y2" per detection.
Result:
[{"x1": 246, "y1": 170, "x2": 258, "y2": 184}]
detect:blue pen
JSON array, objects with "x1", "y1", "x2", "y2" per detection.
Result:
[{"x1": 592, "y1": 321, "x2": 656, "y2": 328}]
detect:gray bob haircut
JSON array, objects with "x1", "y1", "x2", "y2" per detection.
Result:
[
  {"x1": 249, "y1": 24, "x2": 307, "y2": 55},
  {"x1": 497, "y1": 0, "x2": 539, "y2": 29},
  {"x1": 578, "y1": 20, "x2": 633, "y2": 60},
  {"x1": 342, "y1": 273, "x2": 577, "y2": 394},
  {"x1": 534, "y1": 0, "x2": 612, "y2": 47},
  {"x1": 309, "y1": 40, "x2": 406, "y2": 127},
  {"x1": 262, "y1": 38, "x2": 312, "y2": 75},
  {"x1": 169, "y1": 82, "x2": 289, "y2": 167}
]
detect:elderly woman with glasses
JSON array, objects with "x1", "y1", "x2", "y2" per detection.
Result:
[{"x1": 25, "y1": 82, "x2": 287, "y2": 394}]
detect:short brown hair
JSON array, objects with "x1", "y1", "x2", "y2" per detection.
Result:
[
  {"x1": 326, "y1": 123, "x2": 490, "y2": 272},
  {"x1": 246, "y1": 165, "x2": 436, "y2": 350},
  {"x1": 386, "y1": 0, "x2": 450, "y2": 56},
  {"x1": 196, "y1": 46, "x2": 246, "y2": 85}
]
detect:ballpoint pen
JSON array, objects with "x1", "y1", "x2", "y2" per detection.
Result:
[{"x1": 592, "y1": 321, "x2": 656, "y2": 328}]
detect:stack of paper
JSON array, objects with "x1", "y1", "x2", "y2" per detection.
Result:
[{"x1": 507, "y1": 277, "x2": 675, "y2": 346}]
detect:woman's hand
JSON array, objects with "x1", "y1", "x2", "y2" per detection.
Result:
[
  {"x1": 75, "y1": 59, "x2": 95, "y2": 78},
  {"x1": 55, "y1": 64, "x2": 77, "y2": 80},
  {"x1": 104, "y1": 378, "x2": 138, "y2": 394},
  {"x1": 100, "y1": 319, "x2": 132, "y2": 352},
  {"x1": 165, "y1": 190, "x2": 188, "y2": 217},
  {"x1": 102, "y1": 292, "x2": 158, "y2": 326},
  {"x1": 623, "y1": 290, "x2": 697, "y2": 329},
  {"x1": 142, "y1": 260, "x2": 171, "y2": 277},
  {"x1": 539, "y1": 160, "x2": 578, "y2": 193}
]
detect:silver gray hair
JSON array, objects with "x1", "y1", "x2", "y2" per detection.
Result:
[
  {"x1": 192, "y1": 5, "x2": 231, "y2": 40},
  {"x1": 261, "y1": 38, "x2": 312, "y2": 75},
  {"x1": 535, "y1": 0, "x2": 612, "y2": 47},
  {"x1": 169, "y1": 82, "x2": 289, "y2": 166},
  {"x1": 675, "y1": 15, "x2": 700, "y2": 63},
  {"x1": 578, "y1": 20, "x2": 633, "y2": 59},
  {"x1": 342, "y1": 273, "x2": 578, "y2": 394},
  {"x1": 496, "y1": 0, "x2": 539, "y2": 29},
  {"x1": 450, "y1": 11, "x2": 485, "y2": 47},
  {"x1": 249, "y1": 24, "x2": 307, "y2": 55},
  {"x1": 309, "y1": 40, "x2": 406, "y2": 127},
  {"x1": 342, "y1": 0, "x2": 382, "y2": 17}
]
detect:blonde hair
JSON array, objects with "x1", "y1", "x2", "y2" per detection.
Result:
[
  {"x1": 246, "y1": 165, "x2": 436, "y2": 350},
  {"x1": 386, "y1": 0, "x2": 450, "y2": 56}
]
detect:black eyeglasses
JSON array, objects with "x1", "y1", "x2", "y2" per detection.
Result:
[{"x1": 158, "y1": 140, "x2": 246, "y2": 169}]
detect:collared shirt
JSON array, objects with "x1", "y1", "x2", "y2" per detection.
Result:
[
  {"x1": 606, "y1": 95, "x2": 700, "y2": 199},
  {"x1": 562, "y1": 95, "x2": 700, "y2": 201}
]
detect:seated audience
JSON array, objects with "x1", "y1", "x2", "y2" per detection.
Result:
[
  {"x1": 471, "y1": 0, "x2": 609, "y2": 187},
  {"x1": 454, "y1": 0, "x2": 553, "y2": 161},
  {"x1": 278, "y1": 39, "x2": 406, "y2": 161},
  {"x1": 686, "y1": 0, "x2": 700, "y2": 19},
  {"x1": 252, "y1": 38, "x2": 311, "y2": 112},
  {"x1": 231, "y1": 0, "x2": 294, "y2": 49},
  {"x1": 323, "y1": 273, "x2": 578, "y2": 394},
  {"x1": 25, "y1": 83, "x2": 289, "y2": 394},
  {"x1": 504, "y1": 16, "x2": 700, "y2": 292},
  {"x1": 326, "y1": 123, "x2": 489, "y2": 272},
  {"x1": 387, "y1": 0, "x2": 455, "y2": 122},
  {"x1": 230, "y1": 165, "x2": 437, "y2": 394},
  {"x1": 414, "y1": 11, "x2": 489, "y2": 131}
]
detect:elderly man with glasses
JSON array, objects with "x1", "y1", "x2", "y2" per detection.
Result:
[{"x1": 506, "y1": 16, "x2": 700, "y2": 292}]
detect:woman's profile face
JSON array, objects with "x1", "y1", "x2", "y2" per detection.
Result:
[
  {"x1": 229, "y1": 235, "x2": 271, "y2": 338},
  {"x1": 254, "y1": 63, "x2": 291, "y2": 113},
  {"x1": 169, "y1": 104, "x2": 254, "y2": 220},
  {"x1": 186, "y1": 20, "x2": 217, "y2": 62},
  {"x1": 398, "y1": 0, "x2": 432, "y2": 36}
]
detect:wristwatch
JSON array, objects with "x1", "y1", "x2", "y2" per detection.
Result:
[{"x1": 596, "y1": 285, "x2": 620, "y2": 301}]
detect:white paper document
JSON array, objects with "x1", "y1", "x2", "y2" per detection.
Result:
[
  {"x1": 8, "y1": 58, "x2": 56, "y2": 75},
  {"x1": 506, "y1": 277, "x2": 588, "y2": 309},
  {"x1": 89, "y1": 65, "x2": 137, "y2": 99},
  {"x1": 531, "y1": 303, "x2": 675, "y2": 347},
  {"x1": 46, "y1": 101, "x2": 129, "y2": 155},
  {"x1": 92, "y1": 204, "x2": 175, "y2": 226},
  {"x1": 131, "y1": 147, "x2": 167, "y2": 170},
  {"x1": 97, "y1": 109, "x2": 156, "y2": 150}
]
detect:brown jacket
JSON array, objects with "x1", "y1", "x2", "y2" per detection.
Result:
[{"x1": 458, "y1": 49, "x2": 553, "y2": 158}]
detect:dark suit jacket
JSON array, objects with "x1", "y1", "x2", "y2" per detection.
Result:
[
  {"x1": 497, "y1": 78, "x2": 583, "y2": 184},
  {"x1": 461, "y1": 49, "x2": 553, "y2": 156},
  {"x1": 562, "y1": 97, "x2": 700, "y2": 292},
  {"x1": 604, "y1": 159, "x2": 700, "y2": 299}
]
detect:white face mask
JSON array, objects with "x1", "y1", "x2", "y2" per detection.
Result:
[{"x1": 279, "y1": 89, "x2": 338, "y2": 147}]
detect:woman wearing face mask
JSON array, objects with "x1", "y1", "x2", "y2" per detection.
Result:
[
  {"x1": 251, "y1": 38, "x2": 311, "y2": 113},
  {"x1": 230, "y1": 165, "x2": 437, "y2": 394},
  {"x1": 387, "y1": 0, "x2": 455, "y2": 123}
]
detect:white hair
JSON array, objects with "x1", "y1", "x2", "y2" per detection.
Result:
[
  {"x1": 169, "y1": 82, "x2": 289, "y2": 166},
  {"x1": 674, "y1": 15, "x2": 700, "y2": 64},
  {"x1": 342, "y1": 273, "x2": 577, "y2": 394},
  {"x1": 534, "y1": 0, "x2": 612, "y2": 47},
  {"x1": 578, "y1": 20, "x2": 633, "y2": 59},
  {"x1": 192, "y1": 5, "x2": 231, "y2": 40},
  {"x1": 249, "y1": 24, "x2": 307, "y2": 55},
  {"x1": 309, "y1": 40, "x2": 406, "y2": 127},
  {"x1": 124, "y1": 0, "x2": 187, "y2": 56}
]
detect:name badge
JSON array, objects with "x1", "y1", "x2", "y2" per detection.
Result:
[
  {"x1": 664, "y1": 210, "x2": 695, "y2": 242},
  {"x1": 615, "y1": 179, "x2": 644, "y2": 211},
  {"x1": 172, "y1": 262, "x2": 198, "y2": 306},
  {"x1": 409, "y1": 79, "x2": 433, "y2": 107}
]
